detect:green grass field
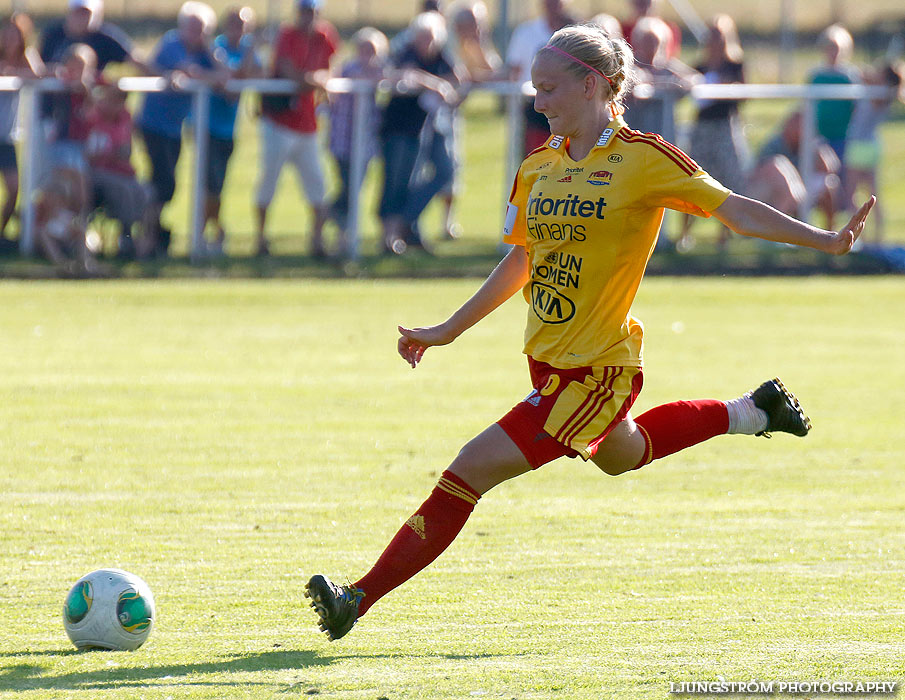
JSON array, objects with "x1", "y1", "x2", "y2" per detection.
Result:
[{"x1": 1, "y1": 276, "x2": 903, "y2": 698}]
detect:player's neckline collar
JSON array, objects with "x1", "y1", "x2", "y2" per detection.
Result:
[{"x1": 546, "y1": 117, "x2": 625, "y2": 163}]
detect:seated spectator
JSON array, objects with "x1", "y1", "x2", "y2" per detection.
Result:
[
  {"x1": 0, "y1": 13, "x2": 45, "y2": 244},
  {"x1": 327, "y1": 26, "x2": 387, "y2": 251},
  {"x1": 379, "y1": 11, "x2": 459, "y2": 254},
  {"x1": 747, "y1": 110, "x2": 842, "y2": 229},
  {"x1": 845, "y1": 60, "x2": 904, "y2": 244},
  {"x1": 34, "y1": 169, "x2": 97, "y2": 274},
  {"x1": 679, "y1": 13, "x2": 750, "y2": 251},
  {"x1": 136, "y1": 0, "x2": 223, "y2": 258},
  {"x1": 83, "y1": 83, "x2": 154, "y2": 259},
  {"x1": 47, "y1": 43, "x2": 97, "y2": 219},
  {"x1": 206, "y1": 5, "x2": 262, "y2": 257},
  {"x1": 623, "y1": 16, "x2": 698, "y2": 141},
  {"x1": 255, "y1": 0, "x2": 338, "y2": 258}
]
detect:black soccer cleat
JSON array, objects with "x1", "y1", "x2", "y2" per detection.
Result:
[
  {"x1": 750, "y1": 377, "x2": 812, "y2": 438},
  {"x1": 304, "y1": 574, "x2": 364, "y2": 641}
]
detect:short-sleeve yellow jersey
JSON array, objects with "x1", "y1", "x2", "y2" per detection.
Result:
[{"x1": 502, "y1": 116, "x2": 731, "y2": 369}]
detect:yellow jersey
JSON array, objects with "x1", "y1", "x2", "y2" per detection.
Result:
[{"x1": 502, "y1": 115, "x2": 731, "y2": 369}]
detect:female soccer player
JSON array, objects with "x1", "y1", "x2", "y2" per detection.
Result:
[{"x1": 305, "y1": 24, "x2": 875, "y2": 641}]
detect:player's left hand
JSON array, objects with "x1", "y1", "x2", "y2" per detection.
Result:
[
  {"x1": 826, "y1": 195, "x2": 876, "y2": 255},
  {"x1": 397, "y1": 324, "x2": 456, "y2": 369}
]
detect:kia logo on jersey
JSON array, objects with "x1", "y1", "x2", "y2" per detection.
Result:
[{"x1": 530, "y1": 282, "x2": 576, "y2": 324}]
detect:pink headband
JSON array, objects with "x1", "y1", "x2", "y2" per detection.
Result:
[{"x1": 543, "y1": 44, "x2": 616, "y2": 90}]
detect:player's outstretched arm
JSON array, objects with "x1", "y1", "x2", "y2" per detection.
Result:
[
  {"x1": 398, "y1": 245, "x2": 530, "y2": 368},
  {"x1": 712, "y1": 193, "x2": 876, "y2": 255}
]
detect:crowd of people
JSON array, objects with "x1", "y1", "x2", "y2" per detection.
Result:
[{"x1": 0, "y1": 0, "x2": 902, "y2": 271}]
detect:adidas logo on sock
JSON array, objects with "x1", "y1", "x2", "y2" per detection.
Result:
[{"x1": 405, "y1": 515, "x2": 426, "y2": 540}]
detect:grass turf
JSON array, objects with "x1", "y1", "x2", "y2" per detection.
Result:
[{"x1": 0, "y1": 276, "x2": 903, "y2": 698}]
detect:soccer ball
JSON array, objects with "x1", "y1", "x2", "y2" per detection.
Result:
[{"x1": 62, "y1": 569, "x2": 156, "y2": 651}]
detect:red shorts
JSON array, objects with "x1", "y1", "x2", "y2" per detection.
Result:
[{"x1": 497, "y1": 357, "x2": 643, "y2": 469}]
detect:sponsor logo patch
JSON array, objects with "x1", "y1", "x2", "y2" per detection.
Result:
[
  {"x1": 596, "y1": 128, "x2": 615, "y2": 147},
  {"x1": 557, "y1": 175, "x2": 572, "y2": 183},
  {"x1": 530, "y1": 282, "x2": 576, "y2": 324},
  {"x1": 549, "y1": 135, "x2": 564, "y2": 149},
  {"x1": 608, "y1": 153, "x2": 623, "y2": 163},
  {"x1": 587, "y1": 170, "x2": 613, "y2": 186}
]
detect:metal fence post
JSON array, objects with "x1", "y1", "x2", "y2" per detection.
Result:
[
  {"x1": 798, "y1": 97, "x2": 817, "y2": 222},
  {"x1": 346, "y1": 79, "x2": 371, "y2": 261},
  {"x1": 190, "y1": 83, "x2": 210, "y2": 263},
  {"x1": 18, "y1": 80, "x2": 40, "y2": 257}
]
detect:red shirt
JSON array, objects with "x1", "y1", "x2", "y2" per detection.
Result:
[
  {"x1": 84, "y1": 106, "x2": 135, "y2": 176},
  {"x1": 270, "y1": 20, "x2": 339, "y2": 134}
]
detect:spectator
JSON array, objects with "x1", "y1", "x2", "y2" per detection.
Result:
[
  {"x1": 84, "y1": 83, "x2": 154, "y2": 259},
  {"x1": 441, "y1": 1, "x2": 503, "y2": 242},
  {"x1": 379, "y1": 12, "x2": 459, "y2": 254},
  {"x1": 844, "y1": 60, "x2": 904, "y2": 244},
  {"x1": 255, "y1": 0, "x2": 338, "y2": 258},
  {"x1": 136, "y1": 0, "x2": 223, "y2": 258},
  {"x1": 206, "y1": 6, "x2": 262, "y2": 257},
  {"x1": 0, "y1": 14, "x2": 44, "y2": 244},
  {"x1": 39, "y1": 0, "x2": 145, "y2": 73},
  {"x1": 451, "y1": 1, "x2": 503, "y2": 83},
  {"x1": 747, "y1": 110, "x2": 841, "y2": 228},
  {"x1": 679, "y1": 14, "x2": 750, "y2": 251},
  {"x1": 590, "y1": 13, "x2": 624, "y2": 40},
  {"x1": 808, "y1": 24, "x2": 860, "y2": 166},
  {"x1": 506, "y1": 0, "x2": 577, "y2": 154},
  {"x1": 327, "y1": 26, "x2": 387, "y2": 251},
  {"x1": 47, "y1": 43, "x2": 97, "y2": 220},
  {"x1": 623, "y1": 16, "x2": 697, "y2": 141},
  {"x1": 621, "y1": 0, "x2": 681, "y2": 59}
]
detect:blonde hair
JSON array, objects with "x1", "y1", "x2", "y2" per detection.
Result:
[
  {"x1": 353, "y1": 26, "x2": 389, "y2": 60},
  {"x1": 819, "y1": 23, "x2": 853, "y2": 57},
  {"x1": 711, "y1": 13, "x2": 743, "y2": 63},
  {"x1": 544, "y1": 23, "x2": 636, "y2": 111},
  {"x1": 409, "y1": 11, "x2": 448, "y2": 48},
  {"x1": 178, "y1": 1, "x2": 217, "y2": 35}
]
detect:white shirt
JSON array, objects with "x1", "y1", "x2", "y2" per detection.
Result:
[{"x1": 506, "y1": 17, "x2": 554, "y2": 84}]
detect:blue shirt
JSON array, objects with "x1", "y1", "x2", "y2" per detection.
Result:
[
  {"x1": 207, "y1": 34, "x2": 259, "y2": 140},
  {"x1": 138, "y1": 30, "x2": 216, "y2": 138}
]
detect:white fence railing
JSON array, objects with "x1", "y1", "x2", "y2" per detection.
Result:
[{"x1": 0, "y1": 77, "x2": 896, "y2": 261}]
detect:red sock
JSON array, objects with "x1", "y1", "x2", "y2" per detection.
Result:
[
  {"x1": 353, "y1": 470, "x2": 480, "y2": 617},
  {"x1": 633, "y1": 399, "x2": 729, "y2": 468}
]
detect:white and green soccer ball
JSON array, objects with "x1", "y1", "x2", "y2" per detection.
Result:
[{"x1": 62, "y1": 569, "x2": 156, "y2": 651}]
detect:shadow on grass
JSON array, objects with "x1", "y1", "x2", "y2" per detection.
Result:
[
  {"x1": 0, "y1": 648, "x2": 517, "y2": 692},
  {"x1": 0, "y1": 649, "x2": 331, "y2": 691}
]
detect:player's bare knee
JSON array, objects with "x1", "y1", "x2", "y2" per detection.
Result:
[{"x1": 591, "y1": 455, "x2": 633, "y2": 477}]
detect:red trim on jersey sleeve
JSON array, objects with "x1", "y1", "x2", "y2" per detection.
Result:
[{"x1": 616, "y1": 130, "x2": 698, "y2": 176}]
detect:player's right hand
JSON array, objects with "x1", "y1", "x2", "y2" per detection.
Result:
[{"x1": 397, "y1": 324, "x2": 456, "y2": 368}]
